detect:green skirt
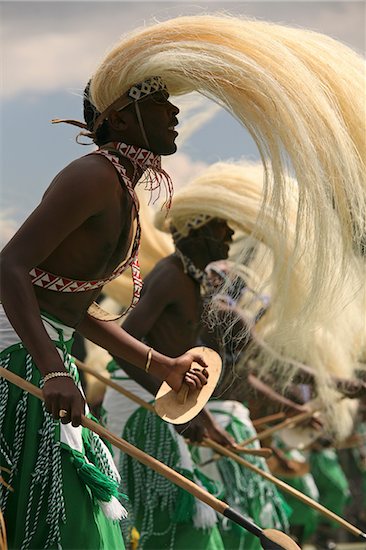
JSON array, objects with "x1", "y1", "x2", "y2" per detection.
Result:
[
  {"x1": 310, "y1": 448, "x2": 350, "y2": 527},
  {"x1": 0, "y1": 313, "x2": 125, "y2": 550},
  {"x1": 114, "y1": 401, "x2": 224, "y2": 549},
  {"x1": 197, "y1": 401, "x2": 291, "y2": 550}
]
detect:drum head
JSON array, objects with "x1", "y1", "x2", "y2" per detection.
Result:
[{"x1": 154, "y1": 346, "x2": 222, "y2": 425}]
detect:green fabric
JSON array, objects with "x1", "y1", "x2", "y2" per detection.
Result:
[
  {"x1": 118, "y1": 406, "x2": 224, "y2": 549},
  {"x1": 107, "y1": 358, "x2": 120, "y2": 374},
  {"x1": 204, "y1": 404, "x2": 291, "y2": 550},
  {"x1": 272, "y1": 437, "x2": 320, "y2": 540},
  {"x1": 310, "y1": 449, "x2": 350, "y2": 527},
  {"x1": 135, "y1": 512, "x2": 224, "y2": 550},
  {"x1": 0, "y1": 323, "x2": 125, "y2": 550}
]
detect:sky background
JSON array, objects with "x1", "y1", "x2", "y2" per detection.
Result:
[{"x1": 1, "y1": 0, "x2": 365, "y2": 245}]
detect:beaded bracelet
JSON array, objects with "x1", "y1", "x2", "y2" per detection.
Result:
[
  {"x1": 43, "y1": 371, "x2": 72, "y2": 384},
  {"x1": 145, "y1": 348, "x2": 153, "y2": 373}
]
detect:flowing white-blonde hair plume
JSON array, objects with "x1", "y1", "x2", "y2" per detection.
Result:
[
  {"x1": 156, "y1": 161, "x2": 365, "y2": 438},
  {"x1": 90, "y1": 15, "x2": 365, "y2": 282}
]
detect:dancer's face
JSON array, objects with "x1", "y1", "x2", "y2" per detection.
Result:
[
  {"x1": 109, "y1": 90, "x2": 180, "y2": 155},
  {"x1": 197, "y1": 219, "x2": 234, "y2": 262}
]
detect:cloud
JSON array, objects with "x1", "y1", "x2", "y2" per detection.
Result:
[
  {"x1": 2, "y1": 1, "x2": 364, "y2": 99},
  {"x1": 1, "y1": 2, "x2": 150, "y2": 98},
  {"x1": 162, "y1": 152, "x2": 208, "y2": 191},
  {"x1": 4, "y1": 32, "x2": 91, "y2": 98}
]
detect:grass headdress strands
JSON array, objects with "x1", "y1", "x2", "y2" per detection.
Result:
[
  {"x1": 89, "y1": 14, "x2": 365, "y2": 434},
  {"x1": 155, "y1": 161, "x2": 365, "y2": 438},
  {"x1": 90, "y1": 15, "x2": 365, "y2": 271}
]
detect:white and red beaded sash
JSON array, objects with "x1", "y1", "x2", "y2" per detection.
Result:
[{"x1": 29, "y1": 143, "x2": 151, "y2": 313}]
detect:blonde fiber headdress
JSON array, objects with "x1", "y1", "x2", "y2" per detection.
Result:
[
  {"x1": 89, "y1": 14, "x2": 366, "y2": 434},
  {"x1": 156, "y1": 161, "x2": 365, "y2": 438},
  {"x1": 90, "y1": 15, "x2": 366, "y2": 276}
]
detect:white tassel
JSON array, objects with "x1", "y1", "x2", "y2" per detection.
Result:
[
  {"x1": 193, "y1": 476, "x2": 218, "y2": 530},
  {"x1": 99, "y1": 496, "x2": 128, "y2": 521},
  {"x1": 193, "y1": 498, "x2": 218, "y2": 530}
]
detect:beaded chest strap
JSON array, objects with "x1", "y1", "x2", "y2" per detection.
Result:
[{"x1": 29, "y1": 143, "x2": 148, "y2": 316}]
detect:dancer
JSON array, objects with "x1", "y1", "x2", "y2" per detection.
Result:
[
  {"x1": 103, "y1": 214, "x2": 235, "y2": 548},
  {"x1": 0, "y1": 77, "x2": 208, "y2": 549}
]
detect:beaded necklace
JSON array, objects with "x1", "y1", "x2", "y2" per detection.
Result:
[{"x1": 174, "y1": 248, "x2": 212, "y2": 296}]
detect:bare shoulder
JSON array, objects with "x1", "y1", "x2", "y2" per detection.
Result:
[
  {"x1": 150, "y1": 255, "x2": 185, "y2": 280},
  {"x1": 44, "y1": 152, "x2": 123, "y2": 203},
  {"x1": 144, "y1": 255, "x2": 193, "y2": 295}
]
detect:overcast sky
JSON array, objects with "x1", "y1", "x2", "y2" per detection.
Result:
[{"x1": 1, "y1": 0, "x2": 365, "y2": 242}]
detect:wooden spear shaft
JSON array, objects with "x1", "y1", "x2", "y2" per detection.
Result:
[
  {"x1": 0, "y1": 510, "x2": 7, "y2": 550},
  {"x1": 252, "y1": 412, "x2": 286, "y2": 428},
  {"x1": 74, "y1": 359, "x2": 155, "y2": 412},
  {"x1": 0, "y1": 367, "x2": 301, "y2": 550},
  {"x1": 240, "y1": 410, "x2": 317, "y2": 447},
  {"x1": 206, "y1": 439, "x2": 365, "y2": 538}
]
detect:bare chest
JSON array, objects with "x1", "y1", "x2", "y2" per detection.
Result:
[
  {"x1": 147, "y1": 284, "x2": 203, "y2": 355},
  {"x1": 41, "y1": 189, "x2": 136, "y2": 282}
]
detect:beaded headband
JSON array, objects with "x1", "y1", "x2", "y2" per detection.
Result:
[
  {"x1": 51, "y1": 76, "x2": 168, "y2": 138},
  {"x1": 92, "y1": 76, "x2": 168, "y2": 132},
  {"x1": 170, "y1": 214, "x2": 213, "y2": 243}
]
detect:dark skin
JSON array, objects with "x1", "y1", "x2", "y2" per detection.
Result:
[
  {"x1": 116, "y1": 219, "x2": 236, "y2": 444},
  {"x1": 0, "y1": 90, "x2": 208, "y2": 427}
]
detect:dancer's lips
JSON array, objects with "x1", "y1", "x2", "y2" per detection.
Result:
[
  {"x1": 168, "y1": 126, "x2": 178, "y2": 137},
  {"x1": 168, "y1": 119, "x2": 179, "y2": 135}
]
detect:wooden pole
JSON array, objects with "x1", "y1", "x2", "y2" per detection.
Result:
[
  {"x1": 206, "y1": 438, "x2": 365, "y2": 538},
  {"x1": 252, "y1": 412, "x2": 286, "y2": 428},
  {"x1": 0, "y1": 510, "x2": 7, "y2": 550},
  {"x1": 240, "y1": 410, "x2": 317, "y2": 447},
  {"x1": 75, "y1": 359, "x2": 155, "y2": 412},
  {"x1": 0, "y1": 367, "x2": 302, "y2": 550},
  {"x1": 75, "y1": 359, "x2": 271, "y2": 459}
]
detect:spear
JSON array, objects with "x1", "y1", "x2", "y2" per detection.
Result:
[
  {"x1": 252, "y1": 412, "x2": 286, "y2": 428},
  {"x1": 0, "y1": 474, "x2": 9, "y2": 550},
  {"x1": 0, "y1": 367, "x2": 300, "y2": 550},
  {"x1": 239, "y1": 409, "x2": 317, "y2": 447}
]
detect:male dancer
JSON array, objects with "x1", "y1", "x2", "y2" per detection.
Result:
[
  {"x1": 0, "y1": 78, "x2": 208, "y2": 549},
  {"x1": 103, "y1": 215, "x2": 234, "y2": 549}
]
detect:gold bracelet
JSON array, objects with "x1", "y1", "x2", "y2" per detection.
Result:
[
  {"x1": 43, "y1": 371, "x2": 72, "y2": 384},
  {"x1": 145, "y1": 348, "x2": 153, "y2": 373}
]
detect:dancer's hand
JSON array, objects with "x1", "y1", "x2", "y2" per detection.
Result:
[
  {"x1": 201, "y1": 409, "x2": 236, "y2": 448},
  {"x1": 205, "y1": 422, "x2": 236, "y2": 448},
  {"x1": 176, "y1": 409, "x2": 235, "y2": 447},
  {"x1": 165, "y1": 352, "x2": 209, "y2": 393},
  {"x1": 174, "y1": 410, "x2": 234, "y2": 447},
  {"x1": 43, "y1": 377, "x2": 85, "y2": 427},
  {"x1": 174, "y1": 414, "x2": 206, "y2": 442}
]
